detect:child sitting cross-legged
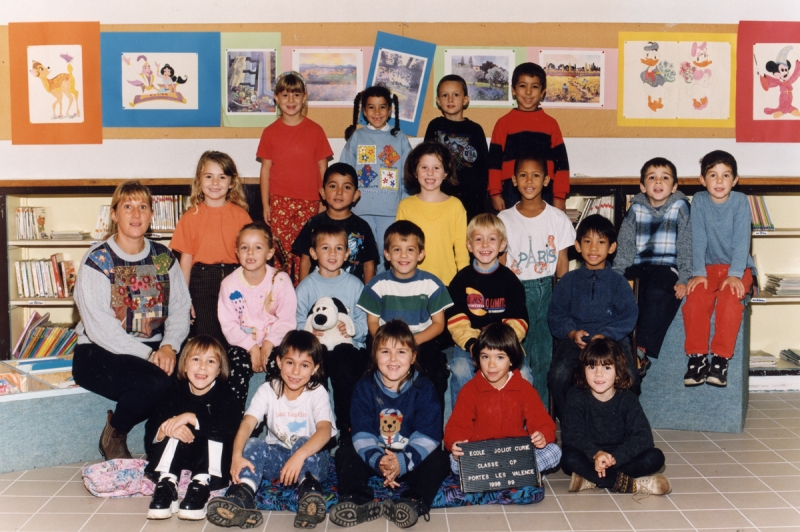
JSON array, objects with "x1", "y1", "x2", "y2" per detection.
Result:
[{"x1": 445, "y1": 323, "x2": 561, "y2": 482}]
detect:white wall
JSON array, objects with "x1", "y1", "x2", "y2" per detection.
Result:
[{"x1": 2, "y1": 0, "x2": 799, "y2": 180}]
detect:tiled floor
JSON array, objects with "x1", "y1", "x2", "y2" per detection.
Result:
[{"x1": 2, "y1": 392, "x2": 800, "y2": 532}]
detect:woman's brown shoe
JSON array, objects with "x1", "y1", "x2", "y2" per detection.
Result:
[{"x1": 99, "y1": 410, "x2": 132, "y2": 460}]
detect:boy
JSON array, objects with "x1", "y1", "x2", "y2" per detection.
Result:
[
  {"x1": 488, "y1": 62, "x2": 570, "y2": 212},
  {"x1": 296, "y1": 223, "x2": 369, "y2": 442},
  {"x1": 357, "y1": 220, "x2": 453, "y2": 408},
  {"x1": 682, "y1": 150, "x2": 754, "y2": 388},
  {"x1": 424, "y1": 74, "x2": 490, "y2": 221},
  {"x1": 498, "y1": 152, "x2": 575, "y2": 407},
  {"x1": 547, "y1": 215, "x2": 639, "y2": 420},
  {"x1": 293, "y1": 162, "x2": 379, "y2": 283},
  {"x1": 613, "y1": 157, "x2": 691, "y2": 376},
  {"x1": 446, "y1": 213, "x2": 531, "y2": 406}
]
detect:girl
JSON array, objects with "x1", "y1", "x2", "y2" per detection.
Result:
[
  {"x1": 396, "y1": 141, "x2": 469, "y2": 285},
  {"x1": 218, "y1": 222, "x2": 297, "y2": 406},
  {"x1": 206, "y1": 331, "x2": 335, "y2": 530},
  {"x1": 257, "y1": 71, "x2": 333, "y2": 284},
  {"x1": 561, "y1": 338, "x2": 671, "y2": 496},
  {"x1": 329, "y1": 320, "x2": 450, "y2": 529},
  {"x1": 340, "y1": 86, "x2": 412, "y2": 272},
  {"x1": 145, "y1": 335, "x2": 241, "y2": 521},
  {"x1": 170, "y1": 150, "x2": 252, "y2": 348},
  {"x1": 445, "y1": 323, "x2": 561, "y2": 480}
]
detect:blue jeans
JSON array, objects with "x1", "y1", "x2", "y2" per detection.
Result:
[
  {"x1": 522, "y1": 277, "x2": 554, "y2": 407},
  {"x1": 237, "y1": 436, "x2": 330, "y2": 487},
  {"x1": 449, "y1": 345, "x2": 534, "y2": 408}
]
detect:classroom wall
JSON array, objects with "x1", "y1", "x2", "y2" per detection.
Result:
[{"x1": 1, "y1": 0, "x2": 799, "y2": 181}]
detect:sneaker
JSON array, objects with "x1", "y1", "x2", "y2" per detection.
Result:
[
  {"x1": 147, "y1": 478, "x2": 179, "y2": 520},
  {"x1": 294, "y1": 472, "x2": 326, "y2": 529},
  {"x1": 683, "y1": 355, "x2": 708, "y2": 386},
  {"x1": 178, "y1": 479, "x2": 210, "y2": 521},
  {"x1": 206, "y1": 483, "x2": 263, "y2": 529},
  {"x1": 329, "y1": 496, "x2": 383, "y2": 528},
  {"x1": 706, "y1": 355, "x2": 729, "y2": 387},
  {"x1": 383, "y1": 498, "x2": 429, "y2": 529},
  {"x1": 568, "y1": 472, "x2": 596, "y2": 492},
  {"x1": 635, "y1": 474, "x2": 672, "y2": 495},
  {"x1": 637, "y1": 353, "x2": 652, "y2": 378}
]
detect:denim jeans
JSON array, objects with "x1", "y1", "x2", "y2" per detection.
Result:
[
  {"x1": 449, "y1": 345, "x2": 534, "y2": 407},
  {"x1": 237, "y1": 436, "x2": 330, "y2": 487},
  {"x1": 521, "y1": 277, "x2": 554, "y2": 407}
]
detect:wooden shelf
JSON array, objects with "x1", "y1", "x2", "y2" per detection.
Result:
[
  {"x1": 751, "y1": 293, "x2": 800, "y2": 304},
  {"x1": 752, "y1": 229, "x2": 800, "y2": 237},
  {"x1": 8, "y1": 239, "x2": 98, "y2": 247},
  {"x1": 9, "y1": 297, "x2": 74, "y2": 307}
]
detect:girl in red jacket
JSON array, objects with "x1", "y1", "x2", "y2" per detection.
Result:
[{"x1": 444, "y1": 323, "x2": 561, "y2": 477}]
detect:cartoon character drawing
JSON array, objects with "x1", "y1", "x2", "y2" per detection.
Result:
[
  {"x1": 679, "y1": 42, "x2": 713, "y2": 110},
  {"x1": 379, "y1": 408, "x2": 409, "y2": 451},
  {"x1": 29, "y1": 54, "x2": 81, "y2": 119},
  {"x1": 534, "y1": 235, "x2": 556, "y2": 274},
  {"x1": 127, "y1": 55, "x2": 157, "y2": 93},
  {"x1": 640, "y1": 42, "x2": 675, "y2": 112},
  {"x1": 230, "y1": 290, "x2": 257, "y2": 339},
  {"x1": 274, "y1": 424, "x2": 302, "y2": 448},
  {"x1": 758, "y1": 46, "x2": 800, "y2": 119},
  {"x1": 346, "y1": 232, "x2": 364, "y2": 269},
  {"x1": 378, "y1": 145, "x2": 400, "y2": 167},
  {"x1": 156, "y1": 62, "x2": 188, "y2": 94},
  {"x1": 437, "y1": 133, "x2": 477, "y2": 171},
  {"x1": 359, "y1": 164, "x2": 378, "y2": 187}
]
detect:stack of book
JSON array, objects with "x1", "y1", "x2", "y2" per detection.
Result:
[
  {"x1": 750, "y1": 350, "x2": 778, "y2": 368},
  {"x1": 763, "y1": 274, "x2": 800, "y2": 297},
  {"x1": 14, "y1": 254, "x2": 76, "y2": 299},
  {"x1": 12, "y1": 311, "x2": 77, "y2": 359},
  {"x1": 566, "y1": 208, "x2": 581, "y2": 225},
  {"x1": 779, "y1": 348, "x2": 800, "y2": 366},
  {"x1": 51, "y1": 231, "x2": 90, "y2": 241},
  {"x1": 151, "y1": 195, "x2": 188, "y2": 231},
  {"x1": 575, "y1": 196, "x2": 615, "y2": 226},
  {"x1": 749, "y1": 195, "x2": 774, "y2": 231},
  {"x1": 15, "y1": 206, "x2": 49, "y2": 240}
]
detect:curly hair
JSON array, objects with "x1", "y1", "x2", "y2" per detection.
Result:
[
  {"x1": 403, "y1": 140, "x2": 458, "y2": 195},
  {"x1": 573, "y1": 338, "x2": 633, "y2": 390}
]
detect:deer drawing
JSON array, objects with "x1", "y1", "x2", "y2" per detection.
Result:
[{"x1": 29, "y1": 55, "x2": 80, "y2": 119}]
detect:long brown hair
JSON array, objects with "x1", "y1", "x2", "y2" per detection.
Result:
[
  {"x1": 573, "y1": 338, "x2": 633, "y2": 390},
  {"x1": 188, "y1": 151, "x2": 249, "y2": 212}
]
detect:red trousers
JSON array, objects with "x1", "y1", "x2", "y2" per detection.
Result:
[
  {"x1": 682, "y1": 264, "x2": 752, "y2": 359},
  {"x1": 269, "y1": 195, "x2": 319, "y2": 286}
]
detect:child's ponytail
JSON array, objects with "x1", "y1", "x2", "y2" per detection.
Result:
[
  {"x1": 390, "y1": 93, "x2": 401, "y2": 137},
  {"x1": 344, "y1": 91, "x2": 363, "y2": 140}
]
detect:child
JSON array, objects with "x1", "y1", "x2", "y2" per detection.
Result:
[
  {"x1": 446, "y1": 214, "x2": 532, "y2": 406},
  {"x1": 329, "y1": 320, "x2": 450, "y2": 529},
  {"x1": 488, "y1": 62, "x2": 570, "y2": 212},
  {"x1": 145, "y1": 336, "x2": 241, "y2": 521},
  {"x1": 218, "y1": 223, "x2": 297, "y2": 400},
  {"x1": 340, "y1": 86, "x2": 412, "y2": 272},
  {"x1": 357, "y1": 221, "x2": 454, "y2": 410},
  {"x1": 424, "y1": 74, "x2": 489, "y2": 221},
  {"x1": 613, "y1": 157, "x2": 691, "y2": 375},
  {"x1": 682, "y1": 150, "x2": 754, "y2": 387},
  {"x1": 292, "y1": 162, "x2": 379, "y2": 283},
  {"x1": 295, "y1": 223, "x2": 369, "y2": 442},
  {"x1": 396, "y1": 140, "x2": 470, "y2": 286},
  {"x1": 207, "y1": 331, "x2": 336, "y2": 529},
  {"x1": 498, "y1": 152, "x2": 575, "y2": 407},
  {"x1": 547, "y1": 215, "x2": 639, "y2": 420},
  {"x1": 561, "y1": 338, "x2": 671, "y2": 496},
  {"x1": 445, "y1": 323, "x2": 562, "y2": 481},
  {"x1": 257, "y1": 71, "x2": 333, "y2": 283},
  {"x1": 170, "y1": 151, "x2": 252, "y2": 347}
]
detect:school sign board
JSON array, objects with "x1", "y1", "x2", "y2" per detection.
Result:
[{"x1": 458, "y1": 437, "x2": 541, "y2": 494}]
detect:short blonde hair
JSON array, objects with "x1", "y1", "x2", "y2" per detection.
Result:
[
  {"x1": 108, "y1": 181, "x2": 153, "y2": 238},
  {"x1": 177, "y1": 335, "x2": 230, "y2": 382},
  {"x1": 467, "y1": 213, "x2": 507, "y2": 242}
]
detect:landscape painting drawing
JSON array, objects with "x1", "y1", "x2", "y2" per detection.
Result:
[
  {"x1": 444, "y1": 49, "x2": 514, "y2": 106},
  {"x1": 294, "y1": 49, "x2": 363, "y2": 106},
  {"x1": 27, "y1": 44, "x2": 85, "y2": 123},
  {"x1": 372, "y1": 48, "x2": 427, "y2": 122},
  {"x1": 226, "y1": 49, "x2": 277, "y2": 115},
  {"x1": 121, "y1": 52, "x2": 199, "y2": 110},
  {"x1": 752, "y1": 43, "x2": 800, "y2": 121},
  {"x1": 540, "y1": 50, "x2": 604, "y2": 108}
]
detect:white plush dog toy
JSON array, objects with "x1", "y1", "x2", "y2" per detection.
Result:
[{"x1": 303, "y1": 296, "x2": 356, "y2": 350}]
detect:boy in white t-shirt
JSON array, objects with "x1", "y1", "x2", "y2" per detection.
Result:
[{"x1": 498, "y1": 152, "x2": 575, "y2": 407}]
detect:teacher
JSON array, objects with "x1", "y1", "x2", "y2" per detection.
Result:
[{"x1": 73, "y1": 181, "x2": 191, "y2": 460}]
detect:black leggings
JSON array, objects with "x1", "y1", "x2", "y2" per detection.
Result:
[
  {"x1": 560, "y1": 445, "x2": 665, "y2": 489},
  {"x1": 189, "y1": 263, "x2": 238, "y2": 348}
]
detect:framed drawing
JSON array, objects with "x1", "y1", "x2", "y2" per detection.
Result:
[
  {"x1": 222, "y1": 32, "x2": 280, "y2": 128},
  {"x1": 737, "y1": 21, "x2": 800, "y2": 142},
  {"x1": 290, "y1": 47, "x2": 370, "y2": 107},
  {"x1": 435, "y1": 47, "x2": 522, "y2": 108},
  {"x1": 539, "y1": 49, "x2": 606, "y2": 108},
  {"x1": 101, "y1": 32, "x2": 220, "y2": 127}
]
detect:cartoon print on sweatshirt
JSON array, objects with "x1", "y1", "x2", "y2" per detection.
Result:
[
  {"x1": 379, "y1": 145, "x2": 401, "y2": 167},
  {"x1": 229, "y1": 290, "x2": 257, "y2": 339},
  {"x1": 379, "y1": 408, "x2": 409, "y2": 451},
  {"x1": 346, "y1": 232, "x2": 365, "y2": 272},
  {"x1": 359, "y1": 164, "x2": 378, "y2": 187}
]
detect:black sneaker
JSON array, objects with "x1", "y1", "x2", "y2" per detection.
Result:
[
  {"x1": 147, "y1": 478, "x2": 179, "y2": 520},
  {"x1": 683, "y1": 355, "x2": 708, "y2": 386},
  {"x1": 207, "y1": 483, "x2": 263, "y2": 529},
  {"x1": 329, "y1": 495, "x2": 383, "y2": 527},
  {"x1": 383, "y1": 498, "x2": 430, "y2": 529},
  {"x1": 706, "y1": 355, "x2": 729, "y2": 387},
  {"x1": 178, "y1": 479, "x2": 210, "y2": 521},
  {"x1": 294, "y1": 472, "x2": 326, "y2": 529},
  {"x1": 637, "y1": 352, "x2": 652, "y2": 378}
]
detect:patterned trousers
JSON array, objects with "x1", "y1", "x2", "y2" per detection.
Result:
[{"x1": 269, "y1": 195, "x2": 319, "y2": 285}]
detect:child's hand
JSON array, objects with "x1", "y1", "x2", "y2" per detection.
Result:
[
  {"x1": 231, "y1": 454, "x2": 255, "y2": 484},
  {"x1": 530, "y1": 431, "x2": 546, "y2": 449},
  {"x1": 280, "y1": 453, "x2": 305, "y2": 486},
  {"x1": 263, "y1": 205, "x2": 271, "y2": 223},
  {"x1": 491, "y1": 195, "x2": 505, "y2": 212},
  {"x1": 674, "y1": 283, "x2": 688, "y2": 299},
  {"x1": 249, "y1": 345, "x2": 266, "y2": 373},
  {"x1": 160, "y1": 413, "x2": 196, "y2": 443},
  {"x1": 593, "y1": 451, "x2": 616, "y2": 478},
  {"x1": 688, "y1": 276, "x2": 708, "y2": 293},
  {"x1": 451, "y1": 440, "x2": 467, "y2": 457},
  {"x1": 721, "y1": 276, "x2": 745, "y2": 298},
  {"x1": 337, "y1": 321, "x2": 350, "y2": 338},
  {"x1": 379, "y1": 450, "x2": 401, "y2": 485},
  {"x1": 568, "y1": 330, "x2": 590, "y2": 348}
]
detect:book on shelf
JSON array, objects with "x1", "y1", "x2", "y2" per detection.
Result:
[
  {"x1": 763, "y1": 273, "x2": 800, "y2": 297},
  {"x1": 750, "y1": 350, "x2": 778, "y2": 368},
  {"x1": 14, "y1": 255, "x2": 74, "y2": 299},
  {"x1": 93, "y1": 205, "x2": 111, "y2": 239},
  {"x1": 150, "y1": 195, "x2": 187, "y2": 231},
  {"x1": 779, "y1": 348, "x2": 800, "y2": 366},
  {"x1": 15, "y1": 206, "x2": 50, "y2": 240},
  {"x1": 749, "y1": 195, "x2": 774, "y2": 231},
  {"x1": 50, "y1": 231, "x2": 90, "y2": 240},
  {"x1": 575, "y1": 195, "x2": 615, "y2": 226},
  {"x1": 12, "y1": 311, "x2": 49, "y2": 358},
  {"x1": 17, "y1": 322, "x2": 76, "y2": 360},
  {"x1": 50, "y1": 253, "x2": 65, "y2": 298},
  {"x1": 60, "y1": 261, "x2": 76, "y2": 296}
]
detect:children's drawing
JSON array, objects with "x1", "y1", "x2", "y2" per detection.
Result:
[
  {"x1": 753, "y1": 44, "x2": 800, "y2": 120},
  {"x1": 679, "y1": 42, "x2": 713, "y2": 111},
  {"x1": 121, "y1": 53, "x2": 198, "y2": 110},
  {"x1": 26, "y1": 44, "x2": 84, "y2": 123},
  {"x1": 540, "y1": 49, "x2": 604, "y2": 108},
  {"x1": 443, "y1": 49, "x2": 514, "y2": 106},
  {"x1": 226, "y1": 49, "x2": 277, "y2": 115},
  {"x1": 638, "y1": 42, "x2": 675, "y2": 112},
  {"x1": 292, "y1": 49, "x2": 363, "y2": 107}
]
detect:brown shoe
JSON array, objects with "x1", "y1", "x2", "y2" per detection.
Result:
[
  {"x1": 99, "y1": 410, "x2": 132, "y2": 460},
  {"x1": 568, "y1": 472, "x2": 596, "y2": 492},
  {"x1": 635, "y1": 474, "x2": 671, "y2": 496}
]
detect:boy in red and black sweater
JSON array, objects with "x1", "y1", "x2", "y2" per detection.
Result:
[{"x1": 488, "y1": 62, "x2": 570, "y2": 212}]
